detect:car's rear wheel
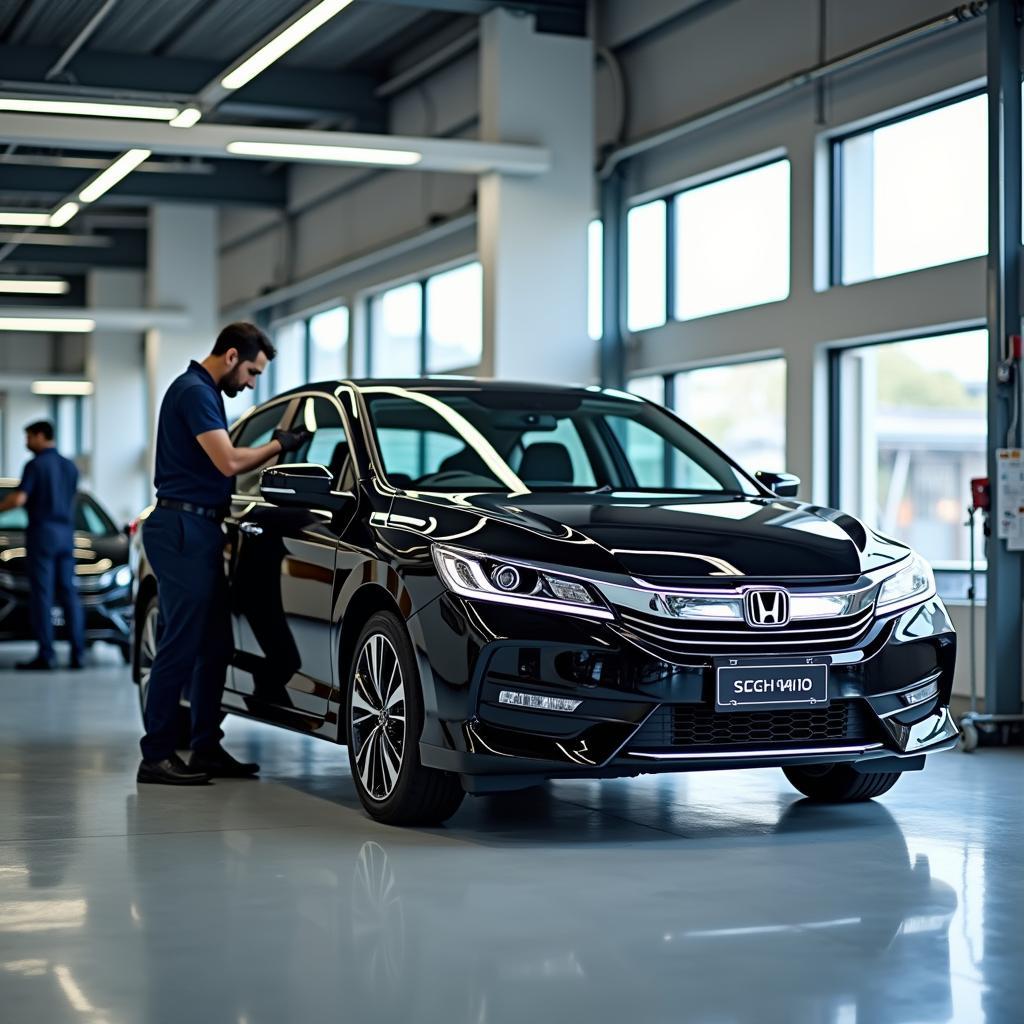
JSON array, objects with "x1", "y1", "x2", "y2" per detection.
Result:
[
  {"x1": 783, "y1": 763, "x2": 902, "y2": 802},
  {"x1": 136, "y1": 592, "x2": 191, "y2": 750},
  {"x1": 346, "y1": 611, "x2": 464, "y2": 826}
]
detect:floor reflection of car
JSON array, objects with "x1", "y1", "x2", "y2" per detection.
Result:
[
  {"x1": 130, "y1": 380, "x2": 959, "y2": 825},
  {"x1": 346, "y1": 806, "x2": 958, "y2": 1024},
  {"x1": 0, "y1": 479, "x2": 132, "y2": 661},
  {"x1": 347, "y1": 805, "x2": 957, "y2": 1023}
]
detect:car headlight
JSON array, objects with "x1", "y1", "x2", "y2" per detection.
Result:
[
  {"x1": 432, "y1": 544, "x2": 613, "y2": 620},
  {"x1": 115, "y1": 565, "x2": 132, "y2": 588},
  {"x1": 877, "y1": 553, "x2": 935, "y2": 613}
]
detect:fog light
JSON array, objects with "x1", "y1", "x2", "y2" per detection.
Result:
[
  {"x1": 498, "y1": 690, "x2": 582, "y2": 713},
  {"x1": 901, "y1": 679, "x2": 939, "y2": 707}
]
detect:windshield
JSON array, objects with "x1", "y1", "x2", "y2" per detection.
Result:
[
  {"x1": 0, "y1": 490, "x2": 119, "y2": 536},
  {"x1": 362, "y1": 386, "x2": 761, "y2": 496}
]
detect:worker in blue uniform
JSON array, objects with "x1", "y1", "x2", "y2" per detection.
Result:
[
  {"x1": 0, "y1": 420, "x2": 86, "y2": 671},
  {"x1": 137, "y1": 322, "x2": 310, "y2": 786}
]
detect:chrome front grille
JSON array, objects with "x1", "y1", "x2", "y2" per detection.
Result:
[{"x1": 610, "y1": 605, "x2": 875, "y2": 660}]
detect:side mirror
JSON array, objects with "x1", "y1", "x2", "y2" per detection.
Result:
[
  {"x1": 260, "y1": 464, "x2": 353, "y2": 512},
  {"x1": 755, "y1": 470, "x2": 800, "y2": 498}
]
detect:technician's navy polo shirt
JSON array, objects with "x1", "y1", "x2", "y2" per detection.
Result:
[
  {"x1": 154, "y1": 361, "x2": 232, "y2": 507},
  {"x1": 19, "y1": 447, "x2": 78, "y2": 538}
]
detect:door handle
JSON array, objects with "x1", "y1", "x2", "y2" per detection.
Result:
[{"x1": 239, "y1": 522, "x2": 263, "y2": 537}]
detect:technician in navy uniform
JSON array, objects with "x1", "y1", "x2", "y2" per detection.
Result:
[
  {"x1": 138, "y1": 323, "x2": 309, "y2": 786},
  {"x1": 0, "y1": 420, "x2": 86, "y2": 671}
]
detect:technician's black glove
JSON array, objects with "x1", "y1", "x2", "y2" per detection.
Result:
[{"x1": 273, "y1": 428, "x2": 313, "y2": 454}]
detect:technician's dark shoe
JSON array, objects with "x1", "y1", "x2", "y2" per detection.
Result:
[
  {"x1": 15, "y1": 657, "x2": 54, "y2": 671},
  {"x1": 137, "y1": 754, "x2": 210, "y2": 786},
  {"x1": 69, "y1": 656, "x2": 86, "y2": 671},
  {"x1": 189, "y1": 747, "x2": 260, "y2": 778}
]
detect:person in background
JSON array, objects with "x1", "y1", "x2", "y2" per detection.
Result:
[{"x1": 0, "y1": 420, "x2": 86, "y2": 671}]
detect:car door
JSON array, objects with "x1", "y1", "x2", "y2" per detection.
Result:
[{"x1": 226, "y1": 393, "x2": 354, "y2": 721}]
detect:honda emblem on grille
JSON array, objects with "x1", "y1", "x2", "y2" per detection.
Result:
[{"x1": 744, "y1": 588, "x2": 791, "y2": 627}]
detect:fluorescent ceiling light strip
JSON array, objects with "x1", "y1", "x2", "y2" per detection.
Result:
[
  {"x1": 226, "y1": 141, "x2": 422, "y2": 166},
  {"x1": 220, "y1": 0, "x2": 356, "y2": 91},
  {"x1": 0, "y1": 318, "x2": 94, "y2": 332},
  {"x1": 0, "y1": 211, "x2": 51, "y2": 226},
  {"x1": 169, "y1": 107, "x2": 202, "y2": 128},
  {"x1": 31, "y1": 380, "x2": 94, "y2": 395},
  {"x1": 78, "y1": 150, "x2": 151, "y2": 203},
  {"x1": 0, "y1": 97, "x2": 179, "y2": 120},
  {"x1": 49, "y1": 202, "x2": 79, "y2": 228},
  {"x1": 0, "y1": 279, "x2": 68, "y2": 295}
]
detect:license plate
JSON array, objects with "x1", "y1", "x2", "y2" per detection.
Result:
[{"x1": 715, "y1": 661, "x2": 829, "y2": 712}]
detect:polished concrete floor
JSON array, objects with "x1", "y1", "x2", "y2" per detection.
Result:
[{"x1": 0, "y1": 646, "x2": 1020, "y2": 1024}]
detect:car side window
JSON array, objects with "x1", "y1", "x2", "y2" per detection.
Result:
[
  {"x1": 281, "y1": 396, "x2": 353, "y2": 489},
  {"x1": 233, "y1": 402, "x2": 289, "y2": 496}
]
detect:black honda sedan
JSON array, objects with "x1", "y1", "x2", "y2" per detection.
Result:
[
  {"x1": 0, "y1": 480, "x2": 133, "y2": 660},
  {"x1": 131, "y1": 380, "x2": 957, "y2": 825}
]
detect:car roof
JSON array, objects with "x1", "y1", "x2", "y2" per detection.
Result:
[{"x1": 275, "y1": 378, "x2": 633, "y2": 400}]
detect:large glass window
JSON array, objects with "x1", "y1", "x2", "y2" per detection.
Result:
[
  {"x1": 673, "y1": 358, "x2": 787, "y2": 473},
  {"x1": 836, "y1": 94, "x2": 987, "y2": 284},
  {"x1": 626, "y1": 200, "x2": 667, "y2": 332},
  {"x1": 370, "y1": 282, "x2": 422, "y2": 377},
  {"x1": 673, "y1": 161, "x2": 790, "y2": 320},
  {"x1": 425, "y1": 262, "x2": 482, "y2": 373},
  {"x1": 834, "y1": 329, "x2": 986, "y2": 566},
  {"x1": 588, "y1": 219, "x2": 603, "y2": 341},
  {"x1": 309, "y1": 306, "x2": 349, "y2": 380},
  {"x1": 273, "y1": 319, "x2": 307, "y2": 393}
]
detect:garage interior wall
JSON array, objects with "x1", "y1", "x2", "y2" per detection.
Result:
[{"x1": 216, "y1": 0, "x2": 990, "y2": 700}]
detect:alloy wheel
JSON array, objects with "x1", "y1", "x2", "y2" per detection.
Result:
[
  {"x1": 138, "y1": 601, "x2": 160, "y2": 710},
  {"x1": 351, "y1": 632, "x2": 407, "y2": 801}
]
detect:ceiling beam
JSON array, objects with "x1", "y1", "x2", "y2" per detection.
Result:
[
  {"x1": 0, "y1": 160, "x2": 286, "y2": 207},
  {"x1": 358, "y1": 0, "x2": 587, "y2": 34},
  {"x1": 0, "y1": 113, "x2": 550, "y2": 175},
  {"x1": 0, "y1": 230, "x2": 145, "y2": 270},
  {"x1": 0, "y1": 44, "x2": 386, "y2": 130}
]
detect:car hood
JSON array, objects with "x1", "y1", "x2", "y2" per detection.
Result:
[
  {"x1": 0, "y1": 532, "x2": 129, "y2": 576},
  {"x1": 396, "y1": 491, "x2": 909, "y2": 582}
]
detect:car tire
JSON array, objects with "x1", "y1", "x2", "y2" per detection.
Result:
[
  {"x1": 782, "y1": 763, "x2": 902, "y2": 802},
  {"x1": 346, "y1": 611, "x2": 464, "y2": 826},
  {"x1": 136, "y1": 591, "x2": 191, "y2": 750}
]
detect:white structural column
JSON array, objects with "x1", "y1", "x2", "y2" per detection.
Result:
[
  {"x1": 86, "y1": 270, "x2": 148, "y2": 523},
  {"x1": 477, "y1": 10, "x2": 594, "y2": 382},
  {"x1": 145, "y1": 204, "x2": 217, "y2": 487}
]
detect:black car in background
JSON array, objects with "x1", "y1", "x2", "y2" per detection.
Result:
[
  {"x1": 0, "y1": 480, "x2": 132, "y2": 661},
  {"x1": 131, "y1": 380, "x2": 958, "y2": 825}
]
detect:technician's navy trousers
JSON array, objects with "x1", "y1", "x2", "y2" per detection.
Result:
[
  {"x1": 140, "y1": 506, "x2": 231, "y2": 762},
  {"x1": 26, "y1": 523, "x2": 85, "y2": 665}
]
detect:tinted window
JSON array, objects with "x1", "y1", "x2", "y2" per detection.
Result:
[
  {"x1": 233, "y1": 402, "x2": 289, "y2": 496},
  {"x1": 363, "y1": 387, "x2": 757, "y2": 496}
]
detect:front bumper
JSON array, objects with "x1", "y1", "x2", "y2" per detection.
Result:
[
  {"x1": 409, "y1": 593, "x2": 957, "y2": 792},
  {"x1": 0, "y1": 586, "x2": 132, "y2": 645}
]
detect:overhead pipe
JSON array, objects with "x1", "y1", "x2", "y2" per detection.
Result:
[
  {"x1": 599, "y1": 2, "x2": 988, "y2": 177},
  {"x1": 46, "y1": 0, "x2": 122, "y2": 81}
]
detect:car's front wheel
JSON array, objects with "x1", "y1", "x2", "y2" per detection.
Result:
[
  {"x1": 345, "y1": 611, "x2": 464, "y2": 826},
  {"x1": 136, "y1": 592, "x2": 191, "y2": 749},
  {"x1": 783, "y1": 763, "x2": 902, "y2": 802}
]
